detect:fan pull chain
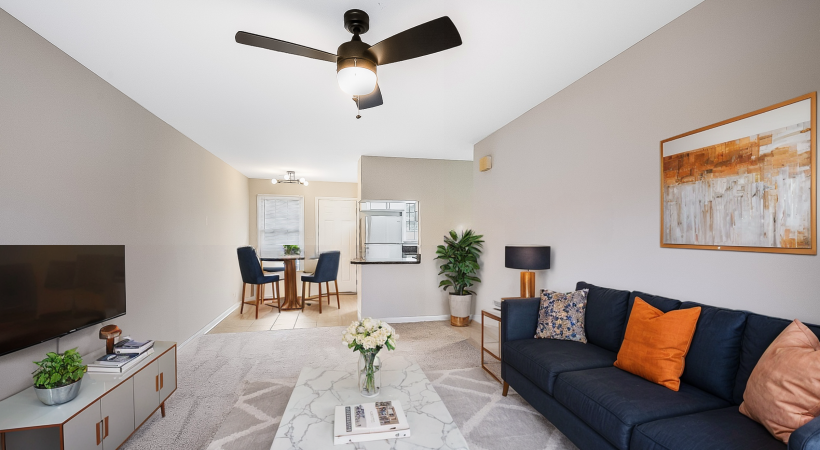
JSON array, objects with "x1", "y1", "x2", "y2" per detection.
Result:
[{"x1": 356, "y1": 95, "x2": 361, "y2": 119}]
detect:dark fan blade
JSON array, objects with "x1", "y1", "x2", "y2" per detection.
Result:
[
  {"x1": 235, "y1": 31, "x2": 336, "y2": 63},
  {"x1": 368, "y1": 17, "x2": 461, "y2": 66},
  {"x1": 353, "y1": 84, "x2": 383, "y2": 110}
]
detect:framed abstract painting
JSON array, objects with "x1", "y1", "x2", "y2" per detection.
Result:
[{"x1": 661, "y1": 93, "x2": 816, "y2": 254}]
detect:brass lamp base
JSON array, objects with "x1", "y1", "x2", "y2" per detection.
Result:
[{"x1": 520, "y1": 271, "x2": 536, "y2": 298}]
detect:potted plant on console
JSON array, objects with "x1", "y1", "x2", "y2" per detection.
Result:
[
  {"x1": 32, "y1": 348, "x2": 87, "y2": 406},
  {"x1": 435, "y1": 229, "x2": 484, "y2": 327}
]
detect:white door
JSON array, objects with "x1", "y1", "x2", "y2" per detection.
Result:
[{"x1": 317, "y1": 198, "x2": 357, "y2": 293}]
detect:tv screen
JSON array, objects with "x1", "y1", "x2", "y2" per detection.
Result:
[{"x1": 0, "y1": 245, "x2": 126, "y2": 357}]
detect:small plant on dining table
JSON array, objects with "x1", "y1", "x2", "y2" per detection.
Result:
[{"x1": 282, "y1": 245, "x2": 301, "y2": 255}]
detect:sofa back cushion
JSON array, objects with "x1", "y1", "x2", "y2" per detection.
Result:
[
  {"x1": 734, "y1": 314, "x2": 820, "y2": 404},
  {"x1": 576, "y1": 282, "x2": 630, "y2": 353},
  {"x1": 623, "y1": 291, "x2": 681, "y2": 341},
  {"x1": 679, "y1": 302, "x2": 747, "y2": 402}
]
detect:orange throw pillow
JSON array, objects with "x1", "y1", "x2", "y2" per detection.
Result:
[
  {"x1": 614, "y1": 298, "x2": 701, "y2": 391},
  {"x1": 739, "y1": 320, "x2": 820, "y2": 443}
]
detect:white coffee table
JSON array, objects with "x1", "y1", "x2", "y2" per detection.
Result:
[{"x1": 271, "y1": 355, "x2": 468, "y2": 449}]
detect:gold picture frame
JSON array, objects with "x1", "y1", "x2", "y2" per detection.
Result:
[{"x1": 660, "y1": 92, "x2": 816, "y2": 255}]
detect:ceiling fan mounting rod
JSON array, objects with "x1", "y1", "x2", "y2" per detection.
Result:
[{"x1": 344, "y1": 9, "x2": 370, "y2": 35}]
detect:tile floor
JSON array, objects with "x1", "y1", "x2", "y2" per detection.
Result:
[
  {"x1": 209, "y1": 290, "x2": 360, "y2": 334},
  {"x1": 209, "y1": 293, "x2": 494, "y2": 357}
]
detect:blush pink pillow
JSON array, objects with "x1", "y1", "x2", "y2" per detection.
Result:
[{"x1": 739, "y1": 320, "x2": 820, "y2": 443}]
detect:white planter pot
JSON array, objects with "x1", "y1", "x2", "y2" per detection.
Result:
[{"x1": 449, "y1": 294, "x2": 472, "y2": 327}]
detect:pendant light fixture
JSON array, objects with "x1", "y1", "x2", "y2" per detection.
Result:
[{"x1": 271, "y1": 171, "x2": 308, "y2": 186}]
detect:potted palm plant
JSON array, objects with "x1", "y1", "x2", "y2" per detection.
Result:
[{"x1": 435, "y1": 229, "x2": 484, "y2": 327}]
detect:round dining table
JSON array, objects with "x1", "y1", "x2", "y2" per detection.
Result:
[{"x1": 260, "y1": 255, "x2": 305, "y2": 310}]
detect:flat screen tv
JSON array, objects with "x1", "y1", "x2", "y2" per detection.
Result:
[{"x1": 0, "y1": 245, "x2": 126, "y2": 357}]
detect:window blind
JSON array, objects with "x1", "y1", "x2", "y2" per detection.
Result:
[{"x1": 259, "y1": 197, "x2": 304, "y2": 259}]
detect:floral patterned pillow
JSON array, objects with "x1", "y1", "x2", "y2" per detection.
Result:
[{"x1": 534, "y1": 288, "x2": 589, "y2": 343}]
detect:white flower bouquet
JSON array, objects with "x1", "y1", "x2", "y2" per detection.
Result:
[{"x1": 342, "y1": 318, "x2": 398, "y2": 397}]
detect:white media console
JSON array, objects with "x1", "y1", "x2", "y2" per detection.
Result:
[{"x1": 0, "y1": 341, "x2": 177, "y2": 450}]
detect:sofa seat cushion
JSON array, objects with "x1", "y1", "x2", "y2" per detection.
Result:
[
  {"x1": 503, "y1": 339, "x2": 616, "y2": 395},
  {"x1": 631, "y1": 406, "x2": 784, "y2": 450},
  {"x1": 554, "y1": 367, "x2": 729, "y2": 450}
]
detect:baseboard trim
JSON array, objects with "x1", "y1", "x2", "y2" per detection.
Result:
[
  {"x1": 179, "y1": 302, "x2": 240, "y2": 348},
  {"x1": 378, "y1": 314, "x2": 488, "y2": 324},
  {"x1": 379, "y1": 314, "x2": 450, "y2": 323}
]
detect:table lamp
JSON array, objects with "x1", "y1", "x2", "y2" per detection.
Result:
[
  {"x1": 99, "y1": 324, "x2": 122, "y2": 354},
  {"x1": 505, "y1": 246, "x2": 550, "y2": 298}
]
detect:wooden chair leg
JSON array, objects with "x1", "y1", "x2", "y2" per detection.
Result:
[
  {"x1": 326, "y1": 282, "x2": 331, "y2": 304},
  {"x1": 318, "y1": 283, "x2": 323, "y2": 314},
  {"x1": 301, "y1": 281, "x2": 306, "y2": 311},
  {"x1": 257, "y1": 284, "x2": 265, "y2": 319},
  {"x1": 276, "y1": 280, "x2": 281, "y2": 304},
  {"x1": 308, "y1": 282, "x2": 311, "y2": 299},
  {"x1": 502, "y1": 381, "x2": 510, "y2": 396},
  {"x1": 240, "y1": 284, "x2": 246, "y2": 314},
  {"x1": 335, "y1": 280, "x2": 341, "y2": 309}
]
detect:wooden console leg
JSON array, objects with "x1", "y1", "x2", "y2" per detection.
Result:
[
  {"x1": 502, "y1": 382, "x2": 509, "y2": 397},
  {"x1": 160, "y1": 402, "x2": 166, "y2": 418},
  {"x1": 2, "y1": 431, "x2": 6, "y2": 450}
]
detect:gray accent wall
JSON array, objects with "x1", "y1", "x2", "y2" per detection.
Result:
[
  {"x1": 359, "y1": 156, "x2": 473, "y2": 320},
  {"x1": 0, "y1": 9, "x2": 249, "y2": 399},
  {"x1": 473, "y1": 0, "x2": 820, "y2": 322}
]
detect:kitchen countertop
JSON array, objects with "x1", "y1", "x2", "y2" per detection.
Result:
[{"x1": 350, "y1": 254, "x2": 421, "y2": 264}]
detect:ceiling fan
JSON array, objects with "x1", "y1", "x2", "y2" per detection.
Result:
[{"x1": 235, "y1": 9, "x2": 462, "y2": 117}]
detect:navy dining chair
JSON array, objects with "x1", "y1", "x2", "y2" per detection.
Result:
[
  {"x1": 262, "y1": 262, "x2": 284, "y2": 299},
  {"x1": 237, "y1": 246, "x2": 280, "y2": 319},
  {"x1": 301, "y1": 251, "x2": 340, "y2": 313}
]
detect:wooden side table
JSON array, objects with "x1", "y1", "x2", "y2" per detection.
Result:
[{"x1": 481, "y1": 309, "x2": 502, "y2": 383}]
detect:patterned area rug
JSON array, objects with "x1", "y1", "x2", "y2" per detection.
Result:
[{"x1": 122, "y1": 322, "x2": 575, "y2": 450}]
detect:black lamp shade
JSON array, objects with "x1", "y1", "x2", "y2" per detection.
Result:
[{"x1": 505, "y1": 246, "x2": 550, "y2": 270}]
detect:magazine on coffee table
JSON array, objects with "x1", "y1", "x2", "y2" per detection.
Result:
[{"x1": 333, "y1": 400, "x2": 410, "y2": 444}]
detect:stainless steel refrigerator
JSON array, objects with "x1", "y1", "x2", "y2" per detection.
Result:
[{"x1": 361, "y1": 215, "x2": 403, "y2": 260}]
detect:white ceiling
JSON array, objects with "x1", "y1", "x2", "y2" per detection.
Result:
[{"x1": 1, "y1": 0, "x2": 703, "y2": 182}]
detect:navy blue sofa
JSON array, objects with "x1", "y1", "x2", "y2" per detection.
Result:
[{"x1": 500, "y1": 281, "x2": 820, "y2": 450}]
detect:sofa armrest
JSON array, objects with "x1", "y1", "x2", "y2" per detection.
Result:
[
  {"x1": 500, "y1": 298, "x2": 540, "y2": 346},
  {"x1": 790, "y1": 416, "x2": 820, "y2": 450}
]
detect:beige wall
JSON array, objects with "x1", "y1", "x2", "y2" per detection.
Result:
[
  {"x1": 0, "y1": 9, "x2": 249, "y2": 400},
  {"x1": 473, "y1": 0, "x2": 820, "y2": 322},
  {"x1": 359, "y1": 156, "x2": 473, "y2": 319},
  {"x1": 248, "y1": 178, "x2": 358, "y2": 259}
]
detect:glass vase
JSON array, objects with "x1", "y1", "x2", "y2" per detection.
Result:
[{"x1": 358, "y1": 351, "x2": 381, "y2": 398}]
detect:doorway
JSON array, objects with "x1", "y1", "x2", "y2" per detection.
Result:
[{"x1": 315, "y1": 198, "x2": 358, "y2": 293}]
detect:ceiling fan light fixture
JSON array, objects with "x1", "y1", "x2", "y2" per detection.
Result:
[
  {"x1": 336, "y1": 58, "x2": 377, "y2": 96},
  {"x1": 271, "y1": 179, "x2": 278, "y2": 184}
]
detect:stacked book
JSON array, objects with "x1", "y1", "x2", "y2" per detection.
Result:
[
  {"x1": 334, "y1": 400, "x2": 410, "y2": 444},
  {"x1": 87, "y1": 338, "x2": 155, "y2": 374}
]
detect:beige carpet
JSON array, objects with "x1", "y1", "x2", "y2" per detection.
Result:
[{"x1": 121, "y1": 322, "x2": 575, "y2": 450}]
